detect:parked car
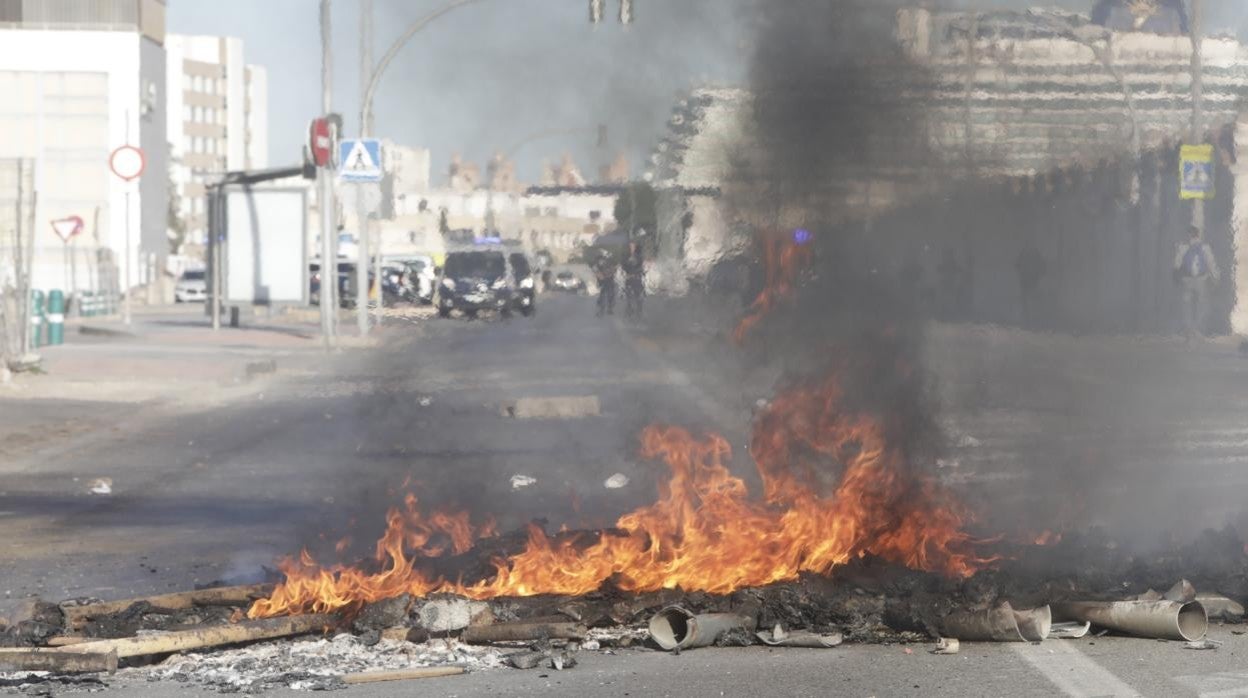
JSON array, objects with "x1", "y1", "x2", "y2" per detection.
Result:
[
  {"x1": 551, "y1": 270, "x2": 586, "y2": 293},
  {"x1": 310, "y1": 261, "x2": 355, "y2": 307},
  {"x1": 175, "y1": 269, "x2": 207, "y2": 303},
  {"x1": 389, "y1": 255, "x2": 436, "y2": 304},
  {"x1": 380, "y1": 263, "x2": 409, "y2": 304}
]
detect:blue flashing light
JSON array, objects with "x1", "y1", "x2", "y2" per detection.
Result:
[
  {"x1": 475, "y1": 236, "x2": 502, "y2": 245},
  {"x1": 793, "y1": 228, "x2": 812, "y2": 245}
]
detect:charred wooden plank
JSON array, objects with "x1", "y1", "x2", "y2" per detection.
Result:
[
  {"x1": 460, "y1": 621, "x2": 586, "y2": 644},
  {"x1": 341, "y1": 666, "x2": 465, "y2": 684},
  {"x1": 59, "y1": 614, "x2": 335, "y2": 659},
  {"x1": 45, "y1": 636, "x2": 90, "y2": 647},
  {"x1": 0, "y1": 648, "x2": 118, "y2": 674},
  {"x1": 61, "y1": 585, "x2": 272, "y2": 630}
]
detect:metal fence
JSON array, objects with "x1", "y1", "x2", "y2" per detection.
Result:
[{"x1": 844, "y1": 136, "x2": 1234, "y2": 336}]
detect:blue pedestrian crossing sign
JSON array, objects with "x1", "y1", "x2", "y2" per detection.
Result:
[
  {"x1": 1180, "y1": 144, "x2": 1215, "y2": 200},
  {"x1": 339, "y1": 138, "x2": 383, "y2": 183}
]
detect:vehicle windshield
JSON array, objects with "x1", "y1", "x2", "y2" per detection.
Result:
[
  {"x1": 181, "y1": 270, "x2": 205, "y2": 281},
  {"x1": 509, "y1": 254, "x2": 531, "y2": 279},
  {"x1": 557, "y1": 271, "x2": 575, "y2": 279},
  {"x1": 444, "y1": 251, "x2": 505, "y2": 279}
]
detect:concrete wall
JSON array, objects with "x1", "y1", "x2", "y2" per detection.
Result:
[{"x1": 139, "y1": 34, "x2": 167, "y2": 271}]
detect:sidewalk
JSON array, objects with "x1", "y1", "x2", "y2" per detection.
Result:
[{"x1": 2, "y1": 304, "x2": 327, "y2": 405}]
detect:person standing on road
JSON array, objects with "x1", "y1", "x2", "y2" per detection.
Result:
[
  {"x1": 1174, "y1": 225, "x2": 1220, "y2": 341},
  {"x1": 622, "y1": 240, "x2": 646, "y2": 320},
  {"x1": 592, "y1": 249, "x2": 618, "y2": 317}
]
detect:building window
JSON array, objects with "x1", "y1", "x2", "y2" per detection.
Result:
[{"x1": 589, "y1": 210, "x2": 602, "y2": 221}]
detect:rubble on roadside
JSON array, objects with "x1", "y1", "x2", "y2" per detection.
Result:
[
  {"x1": 140, "y1": 634, "x2": 503, "y2": 693},
  {"x1": 3, "y1": 527, "x2": 1248, "y2": 692}
]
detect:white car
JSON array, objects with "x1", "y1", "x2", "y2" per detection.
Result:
[
  {"x1": 407, "y1": 256, "x2": 437, "y2": 304},
  {"x1": 175, "y1": 269, "x2": 207, "y2": 303}
]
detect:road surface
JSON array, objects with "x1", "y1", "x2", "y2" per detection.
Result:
[{"x1": 3, "y1": 293, "x2": 1248, "y2": 696}]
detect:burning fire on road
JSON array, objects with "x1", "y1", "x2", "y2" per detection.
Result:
[{"x1": 250, "y1": 361, "x2": 999, "y2": 619}]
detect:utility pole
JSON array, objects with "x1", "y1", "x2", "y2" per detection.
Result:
[
  {"x1": 365, "y1": 0, "x2": 385, "y2": 331},
  {"x1": 319, "y1": 0, "x2": 338, "y2": 346},
  {"x1": 1190, "y1": 0, "x2": 1205, "y2": 230},
  {"x1": 356, "y1": 0, "x2": 372, "y2": 336},
  {"x1": 122, "y1": 112, "x2": 132, "y2": 326}
]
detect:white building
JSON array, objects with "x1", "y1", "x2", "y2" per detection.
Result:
[
  {"x1": 380, "y1": 141, "x2": 429, "y2": 220},
  {"x1": 385, "y1": 186, "x2": 616, "y2": 262},
  {"x1": 0, "y1": 0, "x2": 168, "y2": 296},
  {"x1": 165, "y1": 34, "x2": 268, "y2": 249}
]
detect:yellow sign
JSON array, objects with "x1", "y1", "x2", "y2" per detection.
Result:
[{"x1": 1180, "y1": 144, "x2": 1215, "y2": 201}]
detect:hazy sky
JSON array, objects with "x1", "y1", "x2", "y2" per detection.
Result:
[{"x1": 168, "y1": 1, "x2": 1248, "y2": 185}]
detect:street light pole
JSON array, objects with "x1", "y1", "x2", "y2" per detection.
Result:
[
  {"x1": 1191, "y1": 0, "x2": 1205, "y2": 229},
  {"x1": 319, "y1": 0, "x2": 338, "y2": 347},
  {"x1": 356, "y1": 0, "x2": 491, "y2": 328},
  {"x1": 358, "y1": 0, "x2": 491, "y2": 138},
  {"x1": 357, "y1": 0, "x2": 373, "y2": 336}
]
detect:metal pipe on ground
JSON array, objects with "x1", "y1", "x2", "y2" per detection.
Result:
[
  {"x1": 1051, "y1": 601, "x2": 1207, "y2": 642},
  {"x1": 755, "y1": 626, "x2": 842, "y2": 648},
  {"x1": 648, "y1": 606, "x2": 757, "y2": 651},
  {"x1": 940, "y1": 602, "x2": 1052, "y2": 642}
]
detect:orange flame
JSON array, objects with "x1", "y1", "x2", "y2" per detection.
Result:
[
  {"x1": 733, "y1": 233, "x2": 814, "y2": 343},
  {"x1": 249, "y1": 371, "x2": 996, "y2": 619},
  {"x1": 1032, "y1": 530, "x2": 1062, "y2": 546}
]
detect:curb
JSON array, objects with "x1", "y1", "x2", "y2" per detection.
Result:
[{"x1": 78, "y1": 325, "x2": 138, "y2": 339}]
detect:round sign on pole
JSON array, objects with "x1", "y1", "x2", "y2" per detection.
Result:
[{"x1": 109, "y1": 145, "x2": 146, "y2": 182}]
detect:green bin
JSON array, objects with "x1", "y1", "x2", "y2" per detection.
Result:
[
  {"x1": 30, "y1": 290, "x2": 45, "y2": 348},
  {"x1": 47, "y1": 290, "x2": 65, "y2": 346}
]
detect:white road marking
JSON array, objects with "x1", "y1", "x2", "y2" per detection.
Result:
[
  {"x1": 1011, "y1": 641, "x2": 1141, "y2": 697},
  {"x1": 1175, "y1": 671, "x2": 1248, "y2": 696}
]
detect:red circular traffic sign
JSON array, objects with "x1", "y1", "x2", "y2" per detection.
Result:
[
  {"x1": 309, "y1": 118, "x2": 333, "y2": 168},
  {"x1": 109, "y1": 145, "x2": 146, "y2": 181}
]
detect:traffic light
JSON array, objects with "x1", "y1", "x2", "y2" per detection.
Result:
[
  {"x1": 590, "y1": 0, "x2": 603, "y2": 23},
  {"x1": 619, "y1": 0, "x2": 632, "y2": 25}
]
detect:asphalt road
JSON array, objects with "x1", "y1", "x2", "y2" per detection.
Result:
[{"x1": 5, "y1": 293, "x2": 1248, "y2": 696}]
